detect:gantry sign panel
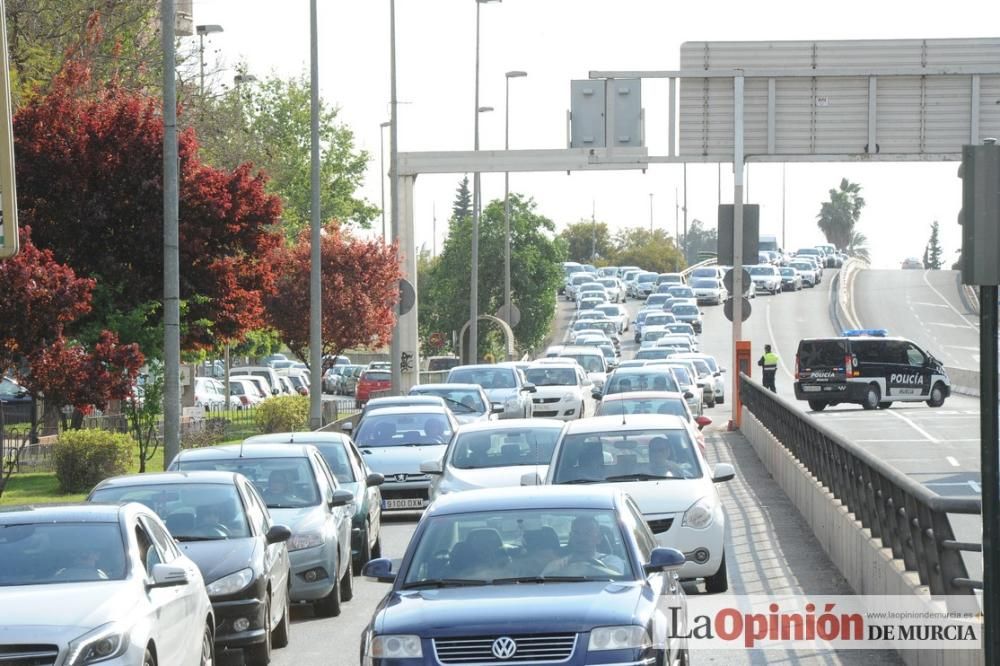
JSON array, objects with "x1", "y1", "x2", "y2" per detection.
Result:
[{"x1": 678, "y1": 38, "x2": 1000, "y2": 161}]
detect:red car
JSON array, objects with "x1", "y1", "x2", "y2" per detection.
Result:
[{"x1": 355, "y1": 369, "x2": 391, "y2": 407}]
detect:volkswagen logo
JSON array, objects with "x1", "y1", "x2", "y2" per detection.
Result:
[
  {"x1": 491, "y1": 637, "x2": 517, "y2": 660},
  {"x1": 394, "y1": 474, "x2": 407, "y2": 482}
]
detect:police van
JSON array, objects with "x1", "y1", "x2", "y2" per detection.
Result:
[{"x1": 793, "y1": 330, "x2": 950, "y2": 411}]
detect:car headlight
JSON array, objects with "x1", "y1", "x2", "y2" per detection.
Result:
[
  {"x1": 562, "y1": 392, "x2": 576, "y2": 401},
  {"x1": 682, "y1": 497, "x2": 715, "y2": 529},
  {"x1": 67, "y1": 622, "x2": 130, "y2": 666},
  {"x1": 588, "y1": 626, "x2": 651, "y2": 651},
  {"x1": 205, "y1": 567, "x2": 254, "y2": 596},
  {"x1": 369, "y1": 635, "x2": 423, "y2": 659},
  {"x1": 288, "y1": 531, "x2": 325, "y2": 552}
]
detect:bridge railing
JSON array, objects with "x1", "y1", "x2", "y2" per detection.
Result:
[{"x1": 740, "y1": 373, "x2": 983, "y2": 598}]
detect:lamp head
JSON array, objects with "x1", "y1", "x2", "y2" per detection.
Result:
[
  {"x1": 196, "y1": 24, "x2": 224, "y2": 36},
  {"x1": 505, "y1": 71, "x2": 527, "y2": 79}
]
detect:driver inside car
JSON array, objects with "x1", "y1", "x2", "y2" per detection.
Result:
[{"x1": 541, "y1": 516, "x2": 624, "y2": 577}]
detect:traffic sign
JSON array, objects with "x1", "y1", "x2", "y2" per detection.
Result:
[
  {"x1": 398, "y1": 278, "x2": 416, "y2": 315},
  {"x1": 723, "y1": 268, "x2": 752, "y2": 295},
  {"x1": 496, "y1": 304, "x2": 521, "y2": 328},
  {"x1": 723, "y1": 297, "x2": 752, "y2": 323}
]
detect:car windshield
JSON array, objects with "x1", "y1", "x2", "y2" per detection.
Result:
[
  {"x1": 748, "y1": 266, "x2": 774, "y2": 275},
  {"x1": 690, "y1": 279, "x2": 717, "y2": 288},
  {"x1": 668, "y1": 366, "x2": 694, "y2": 385},
  {"x1": 169, "y1": 458, "x2": 321, "y2": 509},
  {"x1": 645, "y1": 295, "x2": 668, "y2": 306},
  {"x1": 699, "y1": 356, "x2": 720, "y2": 373},
  {"x1": 559, "y1": 354, "x2": 603, "y2": 373},
  {"x1": 290, "y1": 441, "x2": 355, "y2": 484},
  {"x1": 667, "y1": 287, "x2": 694, "y2": 297},
  {"x1": 780, "y1": 268, "x2": 796, "y2": 276},
  {"x1": 90, "y1": 482, "x2": 253, "y2": 538},
  {"x1": 667, "y1": 324, "x2": 693, "y2": 335},
  {"x1": 597, "y1": 397, "x2": 689, "y2": 419},
  {"x1": 689, "y1": 359, "x2": 712, "y2": 377},
  {"x1": 449, "y1": 427, "x2": 560, "y2": 470},
  {"x1": 672, "y1": 305, "x2": 698, "y2": 316},
  {"x1": 553, "y1": 428, "x2": 701, "y2": 484},
  {"x1": 401, "y1": 508, "x2": 634, "y2": 586},
  {"x1": 605, "y1": 372, "x2": 679, "y2": 394},
  {"x1": 354, "y1": 412, "x2": 454, "y2": 447},
  {"x1": 411, "y1": 387, "x2": 486, "y2": 414},
  {"x1": 645, "y1": 315, "x2": 672, "y2": 326},
  {"x1": 635, "y1": 349, "x2": 672, "y2": 360},
  {"x1": 0, "y1": 522, "x2": 127, "y2": 585},
  {"x1": 691, "y1": 268, "x2": 717, "y2": 278},
  {"x1": 449, "y1": 368, "x2": 517, "y2": 389},
  {"x1": 524, "y1": 367, "x2": 577, "y2": 386},
  {"x1": 596, "y1": 306, "x2": 619, "y2": 317},
  {"x1": 636, "y1": 274, "x2": 656, "y2": 284}
]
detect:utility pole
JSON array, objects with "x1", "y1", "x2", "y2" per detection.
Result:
[
  {"x1": 591, "y1": 201, "x2": 596, "y2": 261},
  {"x1": 162, "y1": 0, "x2": 180, "y2": 466},
  {"x1": 782, "y1": 163, "x2": 787, "y2": 250},
  {"x1": 648, "y1": 193, "x2": 653, "y2": 233},
  {"x1": 674, "y1": 187, "x2": 679, "y2": 241},
  {"x1": 308, "y1": 0, "x2": 323, "y2": 428},
  {"x1": 682, "y1": 163, "x2": 688, "y2": 262}
]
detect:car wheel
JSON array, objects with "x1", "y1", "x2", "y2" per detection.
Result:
[
  {"x1": 200, "y1": 623, "x2": 215, "y2": 666},
  {"x1": 143, "y1": 648, "x2": 157, "y2": 666},
  {"x1": 244, "y1": 596, "x2": 272, "y2": 665},
  {"x1": 271, "y1": 589, "x2": 290, "y2": 649},
  {"x1": 878, "y1": 402, "x2": 893, "y2": 410},
  {"x1": 927, "y1": 382, "x2": 947, "y2": 408},
  {"x1": 314, "y1": 571, "x2": 342, "y2": 617},
  {"x1": 807, "y1": 400, "x2": 827, "y2": 411},
  {"x1": 340, "y1": 556, "x2": 355, "y2": 602},
  {"x1": 862, "y1": 383, "x2": 881, "y2": 410},
  {"x1": 371, "y1": 533, "x2": 382, "y2": 559},
  {"x1": 704, "y1": 553, "x2": 728, "y2": 593},
  {"x1": 353, "y1": 525, "x2": 372, "y2": 576}
]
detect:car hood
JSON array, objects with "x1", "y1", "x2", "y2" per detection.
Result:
[
  {"x1": 177, "y1": 536, "x2": 258, "y2": 583},
  {"x1": 376, "y1": 581, "x2": 646, "y2": 636},
  {"x1": 441, "y1": 465, "x2": 550, "y2": 492},
  {"x1": 0, "y1": 581, "x2": 139, "y2": 633},
  {"x1": 597, "y1": 478, "x2": 712, "y2": 515},
  {"x1": 268, "y1": 505, "x2": 326, "y2": 533},
  {"x1": 361, "y1": 444, "x2": 447, "y2": 475},
  {"x1": 532, "y1": 385, "x2": 580, "y2": 399},
  {"x1": 454, "y1": 411, "x2": 490, "y2": 425},
  {"x1": 483, "y1": 387, "x2": 518, "y2": 402}
]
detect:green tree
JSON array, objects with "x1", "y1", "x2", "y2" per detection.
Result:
[
  {"x1": 847, "y1": 230, "x2": 871, "y2": 264},
  {"x1": 612, "y1": 227, "x2": 686, "y2": 273},
  {"x1": 452, "y1": 176, "x2": 471, "y2": 222},
  {"x1": 559, "y1": 220, "x2": 612, "y2": 264},
  {"x1": 925, "y1": 221, "x2": 944, "y2": 269},
  {"x1": 817, "y1": 179, "x2": 865, "y2": 250},
  {"x1": 680, "y1": 219, "x2": 717, "y2": 265},
  {"x1": 423, "y1": 194, "x2": 565, "y2": 360},
  {"x1": 193, "y1": 72, "x2": 378, "y2": 239}
]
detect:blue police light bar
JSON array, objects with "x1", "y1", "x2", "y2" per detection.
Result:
[{"x1": 842, "y1": 329, "x2": 888, "y2": 337}]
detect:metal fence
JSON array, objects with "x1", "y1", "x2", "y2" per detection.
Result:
[{"x1": 739, "y1": 374, "x2": 983, "y2": 597}]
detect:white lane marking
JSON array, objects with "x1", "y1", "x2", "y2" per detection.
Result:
[
  {"x1": 945, "y1": 345, "x2": 980, "y2": 351},
  {"x1": 927, "y1": 322, "x2": 976, "y2": 329},
  {"x1": 912, "y1": 302, "x2": 950, "y2": 308},
  {"x1": 947, "y1": 456, "x2": 960, "y2": 467},
  {"x1": 969, "y1": 480, "x2": 982, "y2": 493},
  {"x1": 922, "y1": 269, "x2": 979, "y2": 329},
  {"x1": 764, "y1": 301, "x2": 795, "y2": 381},
  {"x1": 884, "y1": 408, "x2": 940, "y2": 443},
  {"x1": 846, "y1": 269, "x2": 863, "y2": 330}
]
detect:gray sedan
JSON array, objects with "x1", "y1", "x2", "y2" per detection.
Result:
[
  {"x1": 445, "y1": 363, "x2": 537, "y2": 419},
  {"x1": 408, "y1": 383, "x2": 502, "y2": 424}
]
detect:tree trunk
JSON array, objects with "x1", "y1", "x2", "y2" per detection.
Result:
[{"x1": 41, "y1": 403, "x2": 61, "y2": 437}]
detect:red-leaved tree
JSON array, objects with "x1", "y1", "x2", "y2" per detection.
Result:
[
  {"x1": 265, "y1": 225, "x2": 401, "y2": 369},
  {"x1": 13, "y1": 61, "x2": 283, "y2": 352}
]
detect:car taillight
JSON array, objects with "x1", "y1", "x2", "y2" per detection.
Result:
[
  {"x1": 794, "y1": 356, "x2": 800, "y2": 380},
  {"x1": 240, "y1": 396, "x2": 249, "y2": 406},
  {"x1": 845, "y1": 354, "x2": 853, "y2": 377}
]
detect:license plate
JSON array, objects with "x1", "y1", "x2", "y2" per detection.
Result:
[
  {"x1": 803, "y1": 385, "x2": 821, "y2": 392},
  {"x1": 383, "y1": 498, "x2": 426, "y2": 510}
]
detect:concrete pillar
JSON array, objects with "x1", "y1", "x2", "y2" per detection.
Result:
[{"x1": 398, "y1": 175, "x2": 420, "y2": 392}]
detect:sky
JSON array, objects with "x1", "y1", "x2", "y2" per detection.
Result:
[{"x1": 187, "y1": 0, "x2": 1000, "y2": 269}]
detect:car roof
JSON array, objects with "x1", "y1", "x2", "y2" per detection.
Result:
[
  {"x1": 558, "y1": 345, "x2": 603, "y2": 355},
  {"x1": 599, "y1": 390, "x2": 687, "y2": 401},
  {"x1": 243, "y1": 432, "x2": 350, "y2": 445},
  {"x1": 426, "y1": 485, "x2": 624, "y2": 516},
  {"x1": 174, "y1": 444, "x2": 320, "y2": 460},
  {"x1": 563, "y1": 414, "x2": 688, "y2": 434},
  {"x1": 94, "y1": 470, "x2": 245, "y2": 488},
  {"x1": 526, "y1": 360, "x2": 577, "y2": 368},
  {"x1": 368, "y1": 395, "x2": 446, "y2": 404},
  {"x1": 449, "y1": 364, "x2": 516, "y2": 372},
  {"x1": 0, "y1": 503, "x2": 126, "y2": 524},
  {"x1": 610, "y1": 366, "x2": 678, "y2": 375},
  {"x1": 357, "y1": 405, "x2": 452, "y2": 416},
  {"x1": 455, "y1": 418, "x2": 565, "y2": 433},
  {"x1": 410, "y1": 383, "x2": 483, "y2": 391}
]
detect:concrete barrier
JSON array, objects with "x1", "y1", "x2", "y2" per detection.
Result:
[{"x1": 741, "y1": 405, "x2": 984, "y2": 666}]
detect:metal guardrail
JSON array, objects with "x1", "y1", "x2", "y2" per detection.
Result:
[
  {"x1": 680, "y1": 257, "x2": 718, "y2": 279},
  {"x1": 739, "y1": 373, "x2": 983, "y2": 597}
]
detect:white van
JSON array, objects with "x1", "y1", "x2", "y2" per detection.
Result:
[{"x1": 231, "y1": 365, "x2": 283, "y2": 395}]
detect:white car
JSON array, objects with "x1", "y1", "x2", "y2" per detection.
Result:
[
  {"x1": 596, "y1": 277, "x2": 627, "y2": 303},
  {"x1": 0, "y1": 503, "x2": 214, "y2": 665},
  {"x1": 748, "y1": 264, "x2": 783, "y2": 294},
  {"x1": 523, "y1": 362, "x2": 592, "y2": 420},
  {"x1": 789, "y1": 260, "x2": 818, "y2": 287},
  {"x1": 595, "y1": 303, "x2": 629, "y2": 332},
  {"x1": 690, "y1": 277, "x2": 727, "y2": 305},
  {"x1": 229, "y1": 378, "x2": 266, "y2": 408},
  {"x1": 672, "y1": 352, "x2": 726, "y2": 405},
  {"x1": 422, "y1": 419, "x2": 564, "y2": 502},
  {"x1": 556, "y1": 345, "x2": 608, "y2": 390},
  {"x1": 538, "y1": 414, "x2": 735, "y2": 592},
  {"x1": 193, "y1": 376, "x2": 228, "y2": 411}
]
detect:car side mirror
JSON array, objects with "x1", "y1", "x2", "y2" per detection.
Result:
[
  {"x1": 266, "y1": 524, "x2": 292, "y2": 544},
  {"x1": 520, "y1": 472, "x2": 541, "y2": 486},
  {"x1": 491, "y1": 403, "x2": 505, "y2": 414},
  {"x1": 521, "y1": 383, "x2": 537, "y2": 393},
  {"x1": 712, "y1": 463, "x2": 736, "y2": 483},
  {"x1": 329, "y1": 489, "x2": 354, "y2": 508},
  {"x1": 419, "y1": 460, "x2": 443, "y2": 475},
  {"x1": 148, "y1": 563, "x2": 189, "y2": 588},
  {"x1": 683, "y1": 391, "x2": 694, "y2": 400},
  {"x1": 362, "y1": 557, "x2": 396, "y2": 583},
  {"x1": 643, "y1": 547, "x2": 686, "y2": 574},
  {"x1": 695, "y1": 415, "x2": 712, "y2": 430},
  {"x1": 366, "y1": 472, "x2": 384, "y2": 487},
  {"x1": 272, "y1": 388, "x2": 280, "y2": 396},
  {"x1": 591, "y1": 389, "x2": 603, "y2": 401}
]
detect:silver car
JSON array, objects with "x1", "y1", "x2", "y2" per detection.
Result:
[
  {"x1": 352, "y1": 405, "x2": 459, "y2": 511},
  {"x1": 446, "y1": 364, "x2": 537, "y2": 419},
  {"x1": 0, "y1": 503, "x2": 215, "y2": 666},
  {"x1": 408, "y1": 383, "x2": 502, "y2": 424}
]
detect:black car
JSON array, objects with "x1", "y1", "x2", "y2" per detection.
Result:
[
  {"x1": 89, "y1": 471, "x2": 293, "y2": 666},
  {"x1": 793, "y1": 332, "x2": 951, "y2": 411}
]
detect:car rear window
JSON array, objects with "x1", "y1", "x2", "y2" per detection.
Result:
[
  {"x1": 364, "y1": 371, "x2": 391, "y2": 382},
  {"x1": 797, "y1": 340, "x2": 848, "y2": 369}
]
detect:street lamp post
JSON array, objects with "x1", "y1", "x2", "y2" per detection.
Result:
[
  {"x1": 470, "y1": 0, "x2": 500, "y2": 365},
  {"x1": 503, "y1": 71, "x2": 526, "y2": 360},
  {"x1": 648, "y1": 193, "x2": 654, "y2": 233},
  {"x1": 380, "y1": 121, "x2": 391, "y2": 242},
  {"x1": 195, "y1": 24, "x2": 223, "y2": 97}
]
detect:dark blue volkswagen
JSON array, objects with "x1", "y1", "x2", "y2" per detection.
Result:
[{"x1": 361, "y1": 486, "x2": 689, "y2": 666}]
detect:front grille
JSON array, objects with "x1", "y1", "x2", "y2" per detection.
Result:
[
  {"x1": 384, "y1": 474, "x2": 429, "y2": 484},
  {"x1": 533, "y1": 410, "x2": 559, "y2": 418},
  {"x1": 532, "y1": 397, "x2": 560, "y2": 404},
  {"x1": 647, "y1": 518, "x2": 674, "y2": 534},
  {"x1": 0, "y1": 645, "x2": 60, "y2": 666},
  {"x1": 381, "y1": 488, "x2": 428, "y2": 500},
  {"x1": 434, "y1": 634, "x2": 576, "y2": 664}
]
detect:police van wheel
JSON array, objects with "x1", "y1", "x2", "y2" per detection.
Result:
[
  {"x1": 878, "y1": 402, "x2": 893, "y2": 409},
  {"x1": 927, "y1": 382, "x2": 947, "y2": 408},
  {"x1": 807, "y1": 400, "x2": 826, "y2": 412},
  {"x1": 862, "y1": 384, "x2": 881, "y2": 410}
]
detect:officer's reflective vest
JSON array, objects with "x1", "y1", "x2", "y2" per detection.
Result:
[{"x1": 761, "y1": 351, "x2": 779, "y2": 371}]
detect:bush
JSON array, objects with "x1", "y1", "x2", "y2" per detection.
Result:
[
  {"x1": 254, "y1": 396, "x2": 309, "y2": 433},
  {"x1": 54, "y1": 429, "x2": 135, "y2": 493}
]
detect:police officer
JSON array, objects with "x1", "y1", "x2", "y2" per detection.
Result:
[{"x1": 758, "y1": 344, "x2": 779, "y2": 393}]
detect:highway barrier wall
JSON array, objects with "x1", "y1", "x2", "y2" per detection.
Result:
[{"x1": 739, "y1": 374, "x2": 983, "y2": 666}]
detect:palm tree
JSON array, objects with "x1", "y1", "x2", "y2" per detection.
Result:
[
  {"x1": 847, "y1": 230, "x2": 871, "y2": 264},
  {"x1": 817, "y1": 179, "x2": 865, "y2": 250}
]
